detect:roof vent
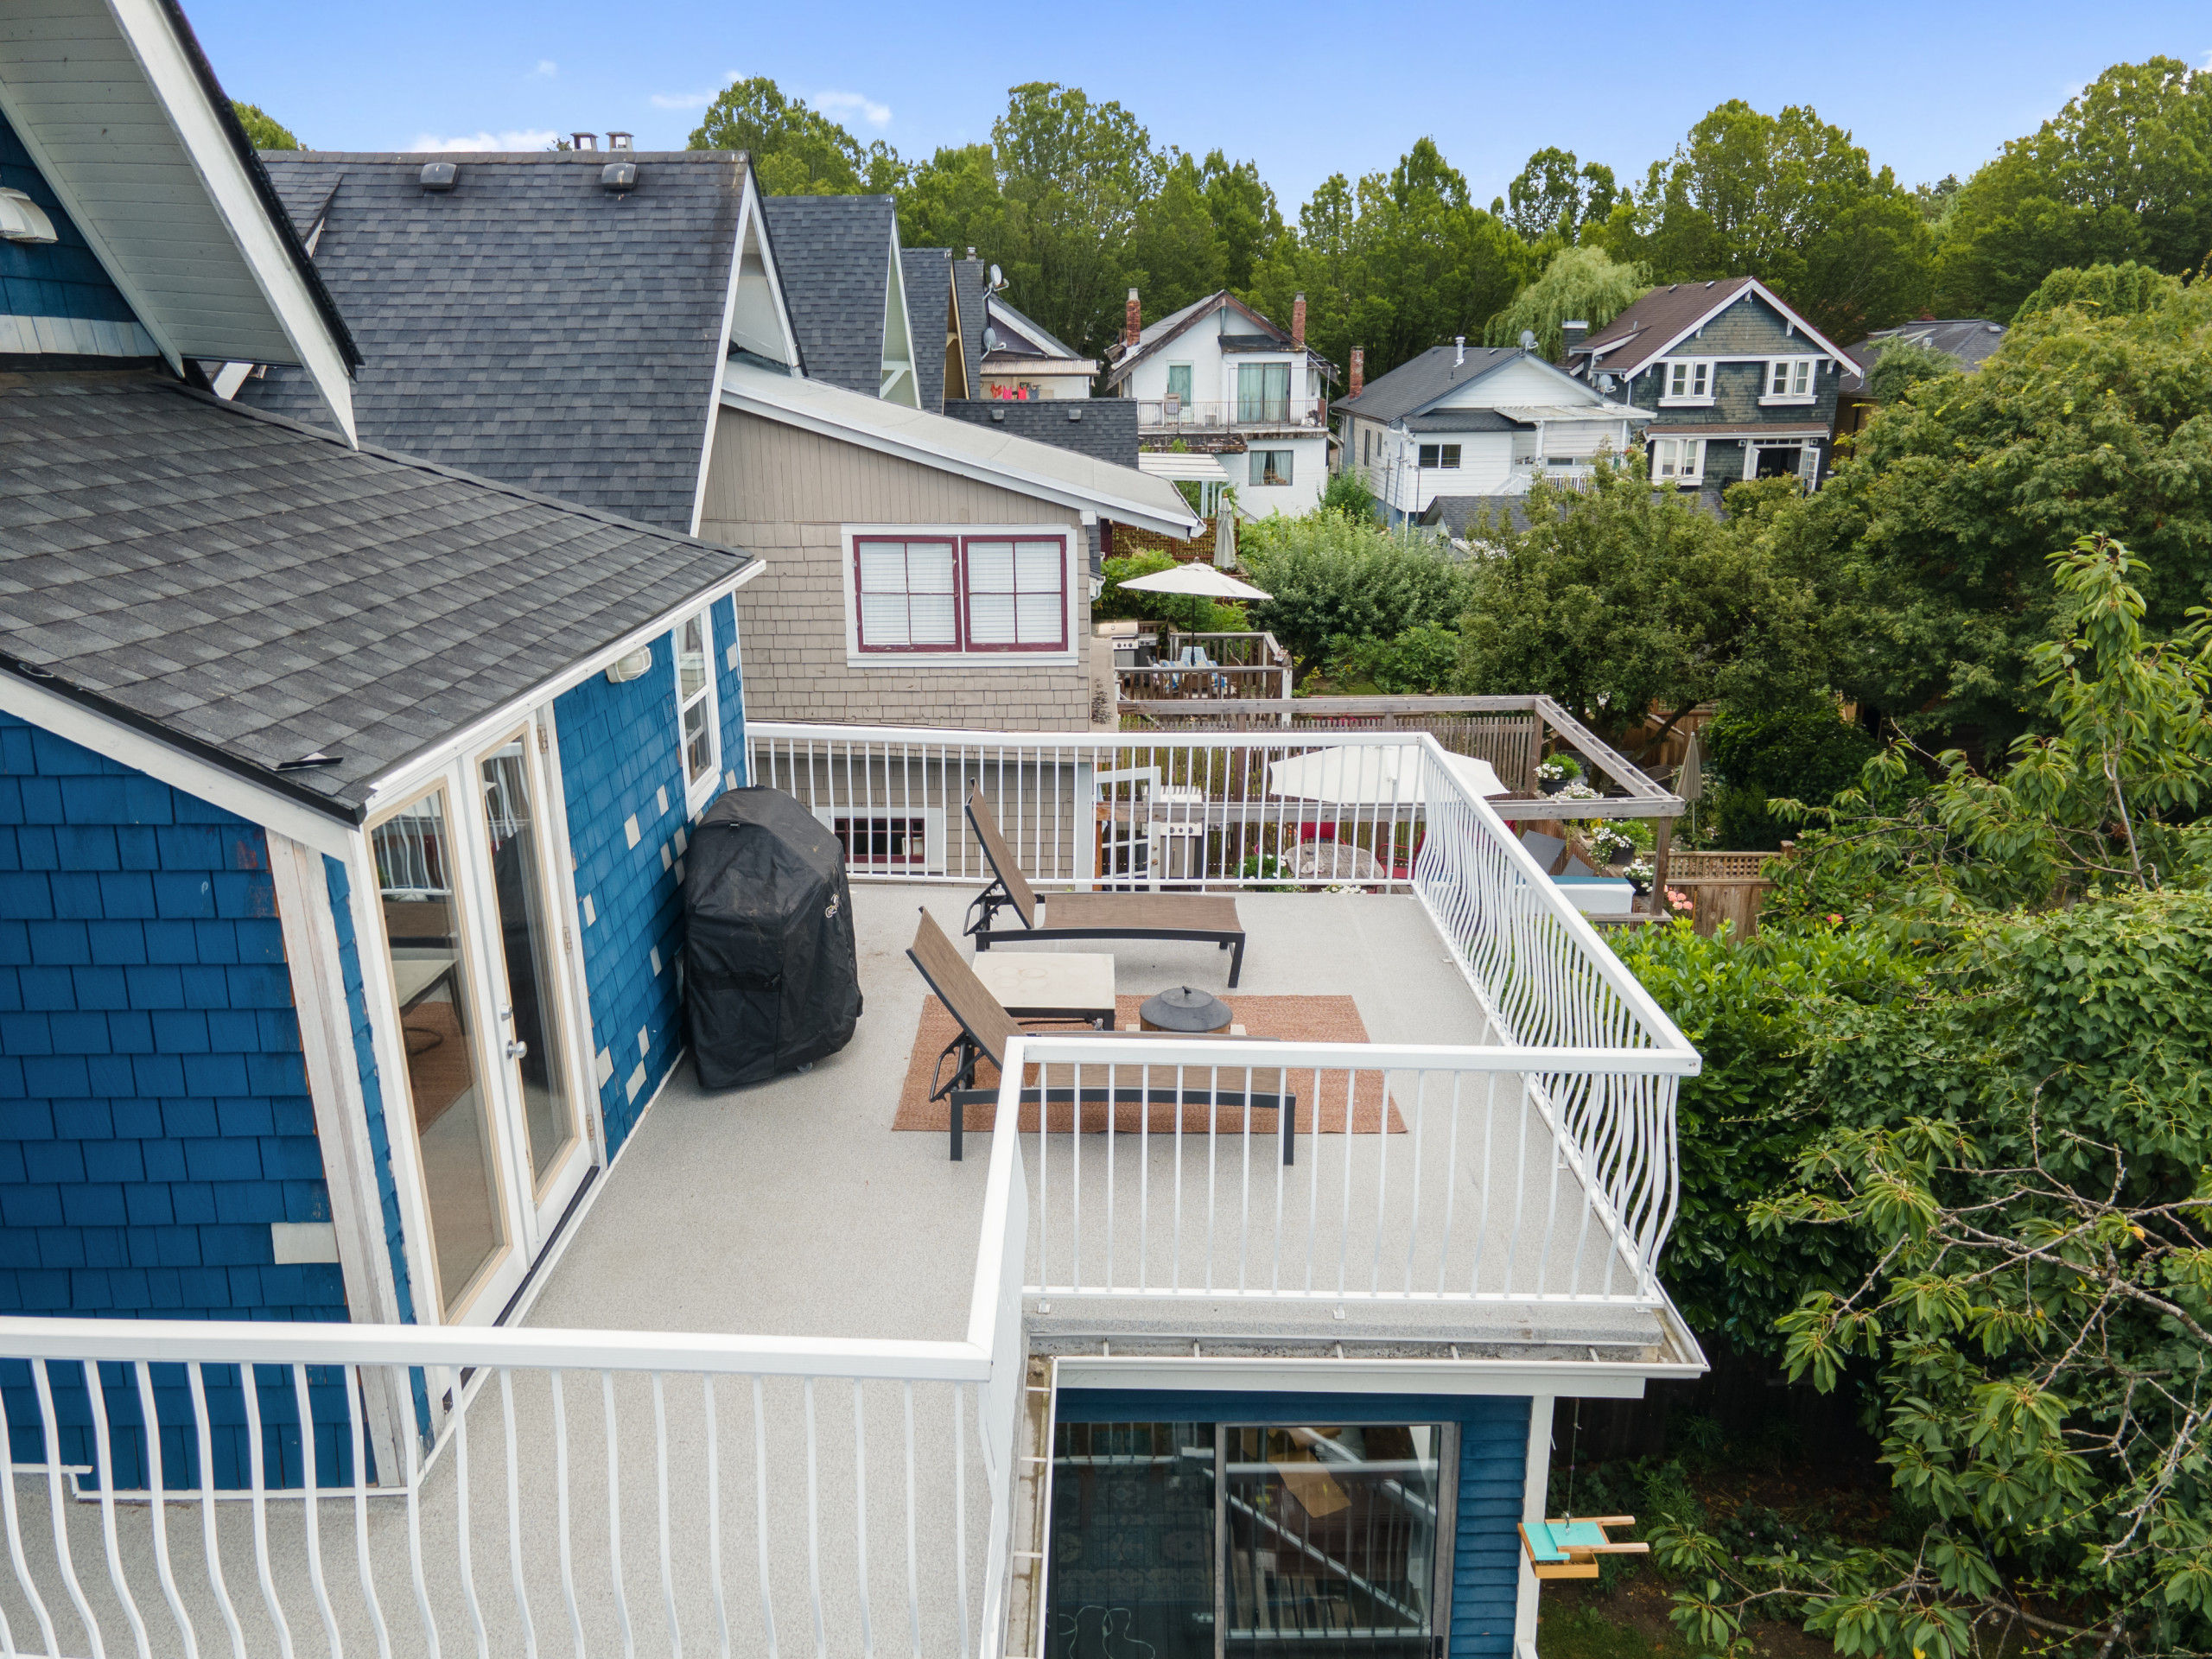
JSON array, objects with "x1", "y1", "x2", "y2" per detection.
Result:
[
  {"x1": 418, "y1": 162, "x2": 457, "y2": 192},
  {"x1": 0, "y1": 187, "x2": 58, "y2": 244},
  {"x1": 571, "y1": 132, "x2": 599, "y2": 150},
  {"x1": 990, "y1": 408, "x2": 1007, "y2": 423},
  {"x1": 1066, "y1": 406, "x2": 1082, "y2": 421},
  {"x1": 607, "y1": 131, "x2": 633, "y2": 150},
  {"x1": 601, "y1": 161, "x2": 638, "y2": 192},
  {"x1": 275, "y1": 752, "x2": 343, "y2": 772},
  {"x1": 1455, "y1": 335, "x2": 1465, "y2": 365}
]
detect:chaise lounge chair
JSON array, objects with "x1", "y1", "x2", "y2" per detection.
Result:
[
  {"x1": 906, "y1": 910, "x2": 1292, "y2": 1161},
  {"x1": 963, "y1": 787, "x2": 1247, "y2": 987}
]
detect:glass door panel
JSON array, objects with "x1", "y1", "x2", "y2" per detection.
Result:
[
  {"x1": 1049, "y1": 1421, "x2": 1217, "y2": 1659},
  {"x1": 1222, "y1": 1425, "x2": 1443, "y2": 1656},
  {"x1": 479, "y1": 733, "x2": 581, "y2": 1201},
  {"x1": 372, "y1": 789, "x2": 510, "y2": 1319}
]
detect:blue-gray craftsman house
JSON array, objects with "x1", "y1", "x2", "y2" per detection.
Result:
[{"x1": 1561, "y1": 276, "x2": 1853, "y2": 492}]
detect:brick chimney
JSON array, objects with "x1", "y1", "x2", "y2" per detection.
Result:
[
  {"x1": 1349, "y1": 348, "x2": 1363, "y2": 399},
  {"x1": 1291, "y1": 292, "x2": 1306, "y2": 349},
  {"x1": 1561, "y1": 319, "x2": 1588, "y2": 359},
  {"x1": 1125, "y1": 288, "x2": 1141, "y2": 348}
]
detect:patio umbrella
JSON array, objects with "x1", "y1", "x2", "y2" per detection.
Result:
[
  {"x1": 1116, "y1": 563, "x2": 1272, "y2": 601},
  {"x1": 1266, "y1": 746, "x2": 1509, "y2": 804}
]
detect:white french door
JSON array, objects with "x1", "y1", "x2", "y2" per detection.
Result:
[{"x1": 365, "y1": 709, "x2": 597, "y2": 1328}]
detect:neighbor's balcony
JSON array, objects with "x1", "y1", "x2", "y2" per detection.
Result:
[
  {"x1": 1134, "y1": 395, "x2": 1328, "y2": 431},
  {"x1": 0, "y1": 724, "x2": 1697, "y2": 1658},
  {"x1": 1108, "y1": 624, "x2": 1294, "y2": 703}
]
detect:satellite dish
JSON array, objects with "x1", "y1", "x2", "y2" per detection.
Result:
[
  {"x1": 988, "y1": 264, "x2": 1004, "y2": 289},
  {"x1": 1519, "y1": 329, "x2": 1538, "y2": 352},
  {"x1": 982, "y1": 325, "x2": 1000, "y2": 352}
]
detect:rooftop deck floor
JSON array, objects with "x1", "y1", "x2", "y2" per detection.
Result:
[{"x1": 524, "y1": 882, "x2": 1662, "y2": 1358}]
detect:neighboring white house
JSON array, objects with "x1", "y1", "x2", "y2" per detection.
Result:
[
  {"x1": 1103, "y1": 288, "x2": 1337, "y2": 514},
  {"x1": 1335, "y1": 337, "x2": 1649, "y2": 522}
]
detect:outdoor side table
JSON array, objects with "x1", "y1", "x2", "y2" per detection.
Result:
[{"x1": 968, "y1": 951, "x2": 1117, "y2": 1028}]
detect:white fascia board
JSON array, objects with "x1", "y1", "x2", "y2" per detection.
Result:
[
  {"x1": 107, "y1": 0, "x2": 357, "y2": 445},
  {"x1": 1630, "y1": 280, "x2": 1853, "y2": 378},
  {"x1": 688, "y1": 170, "x2": 757, "y2": 537},
  {"x1": 359, "y1": 559, "x2": 766, "y2": 810},
  {"x1": 1047, "y1": 1353, "x2": 1695, "y2": 1398},
  {"x1": 0, "y1": 670, "x2": 359, "y2": 858},
  {"x1": 721, "y1": 372, "x2": 1204, "y2": 537}
]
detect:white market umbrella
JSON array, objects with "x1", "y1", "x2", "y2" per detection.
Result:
[
  {"x1": 1266, "y1": 747, "x2": 1509, "y2": 805},
  {"x1": 1116, "y1": 563, "x2": 1272, "y2": 601}
]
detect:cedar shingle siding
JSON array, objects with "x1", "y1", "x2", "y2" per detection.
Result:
[{"x1": 706, "y1": 412, "x2": 1092, "y2": 729}]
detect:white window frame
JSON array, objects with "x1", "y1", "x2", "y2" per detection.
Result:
[
  {"x1": 1249, "y1": 448, "x2": 1294, "y2": 487},
  {"x1": 840, "y1": 524, "x2": 1078, "y2": 668},
  {"x1": 1759, "y1": 357, "x2": 1820, "y2": 405},
  {"x1": 1649, "y1": 436, "x2": 1706, "y2": 484},
  {"x1": 1658, "y1": 359, "x2": 1713, "y2": 406},
  {"x1": 1416, "y1": 443, "x2": 1462, "y2": 470},
  {"x1": 675, "y1": 607, "x2": 720, "y2": 815}
]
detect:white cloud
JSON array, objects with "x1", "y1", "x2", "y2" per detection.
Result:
[
  {"x1": 815, "y1": 90, "x2": 891, "y2": 128},
  {"x1": 411, "y1": 129, "x2": 561, "y2": 152},
  {"x1": 531, "y1": 60, "x2": 557, "y2": 78}
]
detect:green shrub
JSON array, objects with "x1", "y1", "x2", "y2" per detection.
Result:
[
  {"x1": 1701, "y1": 703, "x2": 1877, "y2": 850},
  {"x1": 1319, "y1": 468, "x2": 1376, "y2": 520},
  {"x1": 1331, "y1": 624, "x2": 1463, "y2": 693}
]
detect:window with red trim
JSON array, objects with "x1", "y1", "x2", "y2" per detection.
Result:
[{"x1": 852, "y1": 533, "x2": 1068, "y2": 653}]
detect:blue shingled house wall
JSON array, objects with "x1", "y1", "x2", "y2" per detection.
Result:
[
  {"x1": 556, "y1": 593, "x2": 746, "y2": 1158},
  {"x1": 0, "y1": 711, "x2": 369, "y2": 1486}
]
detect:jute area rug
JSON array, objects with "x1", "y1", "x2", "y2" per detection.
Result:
[{"x1": 893, "y1": 995, "x2": 1405, "y2": 1136}]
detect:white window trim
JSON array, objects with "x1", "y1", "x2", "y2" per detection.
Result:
[
  {"x1": 1656, "y1": 359, "x2": 1714, "y2": 407},
  {"x1": 1249, "y1": 448, "x2": 1295, "y2": 487},
  {"x1": 839, "y1": 523, "x2": 1080, "y2": 668},
  {"x1": 1649, "y1": 436, "x2": 1707, "y2": 485},
  {"x1": 1417, "y1": 443, "x2": 1463, "y2": 471},
  {"x1": 676, "y1": 607, "x2": 721, "y2": 815},
  {"x1": 1758, "y1": 355, "x2": 1821, "y2": 405}
]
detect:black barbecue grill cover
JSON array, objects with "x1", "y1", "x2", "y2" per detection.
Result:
[{"x1": 683, "y1": 788, "x2": 862, "y2": 1089}]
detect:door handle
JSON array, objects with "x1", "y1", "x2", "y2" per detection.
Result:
[{"x1": 505, "y1": 1040, "x2": 530, "y2": 1061}]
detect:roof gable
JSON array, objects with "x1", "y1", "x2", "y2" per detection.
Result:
[
  {"x1": 760, "y1": 194, "x2": 900, "y2": 398},
  {"x1": 0, "y1": 0, "x2": 358, "y2": 435},
  {"x1": 1106, "y1": 290, "x2": 1306, "y2": 385},
  {"x1": 238, "y1": 150, "x2": 751, "y2": 533},
  {"x1": 902, "y1": 247, "x2": 953, "y2": 410},
  {"x1": 1336, "y1": 344, "x2": 1624, "y2": 425},
  {"x1": 1576, "y1": 277, "x2": 1850, "y2": 378}
]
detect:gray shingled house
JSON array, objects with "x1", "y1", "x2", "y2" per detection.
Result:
[
  {"x1": 1560, "y1": 276, "x2": 1854, "y2": 490},
  {"x1": 0, "y1": 0, "x2": 757, "y2": 1445},
  {"x1": 230, "y1": 163, "x2": 1195, "y2": 730}
]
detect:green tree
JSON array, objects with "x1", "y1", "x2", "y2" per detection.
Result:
[
  {"x1": 1935, "y1": 59, "x2": 2212, "y2": 320},
  {"x1": 1483, "y1": 245, "x2": 1648, "y2": 360},
  {"x1": 1764, "y1": 279, "x2": 2212, "y2": 747},
  {"x1": 990, "y1": 82, "x2": 1158, "y2": 359},
  {"x1": 1655, "y1": 887, "x2": 2212, "y2": 1659},
  {"x1": 1859, "y1": 336, "x2": 1956, "y2": 403},
  {"x1": 2011, "y1": 257, "x2": 2178, "y2": 323},
  {"x1": 896, "y1": 143, "x2": 1007, "y2": 264},
  {"x1": 1616, "y1": 99, "x2": 1931, "y2": 340},
  {"x1": 689, "y1": 77, "x2": 872, "y2": 194},
  {"x1": 1455, "y1": 465, "x2": 1831, "y2": 756},
  {"x1": 1196, "y1": 149, "x2": 1283, "y2": 295},
  {"x1": 1125, "y1": 154, "x2": 1225, "y2": 320},
  {"x1": 1239, "y1": 509, "x2": 1471, "y2": 682},
  {"x1": 1494, "y1": 145, "x2": 1619, "y2": 242},
  {"x1": 232, "y1": 100, "x2": 298, "y2": 151}
]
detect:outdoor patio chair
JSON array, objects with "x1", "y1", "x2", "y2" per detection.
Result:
[
  {"x1": 907, "y1": 910, "x2": 1292, "y2": 1161},
  {"x1": 963, "y1": 787, "x2": 1247, "y2": 986}
]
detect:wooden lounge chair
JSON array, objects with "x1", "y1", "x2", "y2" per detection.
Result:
[
  {"x1": 906, "y1": 910, "x2": 1292, "y2": 1161},
  {"x1": 962, "y1": 787, "x2": 1247, "y2": 987}
]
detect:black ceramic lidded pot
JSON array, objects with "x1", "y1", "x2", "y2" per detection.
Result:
[{"x1": 1140, "y1": 985, "x2": 1232, "y2": 1033}]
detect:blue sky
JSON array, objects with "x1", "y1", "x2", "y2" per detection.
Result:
[{"x1": 192, "y1": 1, "x2": 2210, "y2": 213}]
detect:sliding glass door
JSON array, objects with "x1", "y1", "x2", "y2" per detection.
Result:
[{"x1": 1050, "y1": 1420, "x2": 1451, "y2": 1659}]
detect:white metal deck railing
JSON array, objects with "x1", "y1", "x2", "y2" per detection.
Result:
[
  {"x1": 0, "y1": 1136, "x2": 1030, "y2": 1658},
  {"x1": 750, "y1": 721, "x2": 1698, "y2": 1304}
]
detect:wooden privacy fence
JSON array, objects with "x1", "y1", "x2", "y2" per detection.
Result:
[{"x1": 1665, "y1": 850, "x2": 1780, "y2": 939}]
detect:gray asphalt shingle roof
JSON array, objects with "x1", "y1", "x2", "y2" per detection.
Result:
[
  {"x1": 953, "y1": 257, "x2": 988, "y2": 397},
  {"x1": 234, "y1": 150, "x2": 747, "y2": 532},
  {"x1": 759, "y1": 194, "x2": 895, "y2": 397},
  {"x1": 1333, "y1": 345, "x2": 1529, "y2": 423},
  {"x1": 1, "y1": 373, "x2": 753, "y2": 816},
  {"x1": 902, "y1": 246, "x2": 951, "y2": 410}
]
